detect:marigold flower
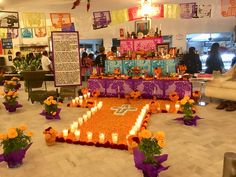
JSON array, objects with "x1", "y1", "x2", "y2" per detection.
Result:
[
  {"x1": 0, "y1": 133, "x2": 7, "y2": 140},
  {"x1": 188, "y1": 99, "x2": 195, "y2": 104},
  {"x1": 139, "y1": 129, "x2": 152, "y2": 139},
  {"x1": 27, "y1": 132, "x2": 33, "y2": 137},
  {"x1": 183, "y1": 95, "x2": 190, "y2": 101},
  {"x1": 51, "y1": 100, "x2": 57, "y2": 105},
  {"x1": 180, "y1": 99, "x2": 187, "y2": 105},
  {"x1": 19, "y1": 124, "x2": 27, "y2": 131},
  {"x1": 131, "y1": 141, "x2": 138, "y2": 148},
  {"x1": 154, "y1": 131, "x2": 165, "y2": 141},
  {"x1": 47, "y1": 96, "x2": 54, "y2": 101},
  {"x1": 7, "y1": 128, "x2": 18, "y2": 139},
  {"x1": 158, "y1": 139, "x2": 165, "y2": 148}
]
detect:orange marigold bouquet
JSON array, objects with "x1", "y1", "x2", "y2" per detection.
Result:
[
  {"x1": 81, "y1": 88, "x2": 89, "y2": 95},
  {"x1": 3, "y1": 91, "x2": 18, "y2": 105},
  {"x1": 178, "y1": 65, "x2": 187, "y2": 71},
  {"x1": 169, "y1": 92, "x2": 179, "y2": 102},
  {"x1": 0, "y1": 124, "x2": 33, "y2": 154},
  {"x1": 154, "y1": 67, "x2": 162, "y2": 77},
  {"x1": 130, "y1": 90, "x2": 141, "y2": 99}
]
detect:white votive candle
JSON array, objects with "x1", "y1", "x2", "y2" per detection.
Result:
[
  {"x1": 99, "y1": 133, "x2": 105, "y2": 143},
  {"x1": 72, "y1": 99, "x2": 76, "y2": 106},
  {"x1": 79, "y1": 96, "x2": 83, "y2": 100},
  {"x1": 83, "y1": 94, "x2": 87, "y2": 99},
  {"x1": 87, "y1": 92, "x2": 91, "y2": 98},
  {"x1": 112, "y1": 133, "x2": 118, "y2": 144},
  {"x1": 87, "y1": 111, "x2": 92, "y2": 118},
  {"x1": 165, "y1": 104, "x2": 170, "y2": 112},
  {"x1": 73, "y1": 121, "x2": 78, "y2": 129},
  {"x1": 129, "y1": 130, "x2": 136, "y2": 135},
  {"x1": 74, "y1": 130, "x2": 80, "y2": 140},
  {"x1": 63, "y1": 129, "x2": 68, "y2": 137},
  {"x1": 83, "y1": 114, "x2": 88, "y2": 122},
  {"x1": 87, "y1": 132, "x2": 93, "y2": 141},
  {"x1": 91, "y1": 108, "x2": 95, "y2": 115},
  {"x1": 79, "y1": 99, "x2": 83, "y2": 105},
  {"x1": 78, "y1": 118, "x2": 83, "y2": 125},
  {"x1": 75, "y1": 97, "x2": 79, "y2": 103},
  {"x1": 70, "y1": 124, "x2": 75, "y2": 133},
  {"x1": 94, "y1": 106, "x2": 98, "y2": 112},
  {"x1": 175, "y1": 103, "x2": 180, "y2": 112}
]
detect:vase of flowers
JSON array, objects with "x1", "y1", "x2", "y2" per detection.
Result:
[
  {"x1": 192, "y1": 90, "x2": 201, "y2": 104},
  {"x1": 40, "y1": 96, "x2": 61, "y2": 120},
  {"x1": 2, "y1": 91, "x2": 22, "y2": 112},
  {"x1": 129, "y1": 130, "x2": 169, "y2": 177},
  {"x1": 0, "y1": 124, "x2": 33, "y2": 168}
]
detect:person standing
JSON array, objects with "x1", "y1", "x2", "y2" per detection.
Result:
[
  {"x1": 41, "y1": 50, "x2": 52, "y2": 72},
  {"x1": 179, "y1": 47, "x2": 202, "y2": 74},
  {"x1": 205, "y1": 43, "x2": 224, "y2": 74},
  {"x1": 94, "y1": 46, "x2": 107, "y2": 75}
]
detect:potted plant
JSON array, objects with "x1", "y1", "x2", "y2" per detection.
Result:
[
  {"x1": 3, "y1": 80, "x2": 17, "y2": 93},
  {"x1": 130, "y1": 130, "x2": 169, "y2": 177},
  {"x1": 11, "y1": 77, "x2": 21, "y2": 90},
  {"x1": 40, "y1": 96, "x2": 61, "y2": 120},
  {"x1": 2, "y1": 90, "x2": 22, "y2": 112},
  {"x1": 0, "y1": 124, "x2": 33, "y2": 168}
]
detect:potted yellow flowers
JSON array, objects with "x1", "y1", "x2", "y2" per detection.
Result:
[
  {"x1": 0, "y1": 124, "x2": 33, "y2": 168},
  {"x1": 2, "y1": 90, "x2": 22, "y2": 112},
  {"x1": 130, "y1": 130, "x2": 169, "y2": 177},
  {"x1": 40, "y1": 96, "x2": 61, "y2": 120}
]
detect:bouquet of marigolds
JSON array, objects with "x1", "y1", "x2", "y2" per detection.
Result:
[
  {"x1": 3, "y1": 90, "x2": 18, "y2": 105},
  {"x1": 43, "y1": 96, "x2": 59, "y2": 116},
  {"x1": 169, "y1": 92, "x2": 179, "y2": 102},
  {"x1": 0, "y1": 124, "x2": 33, "y2": 154},
  {"x1": 11, "y1": 77, "x2": 20, "y2": 83},
  {"x1": 180, "y1": 96, "x2": 195, "y2": 118},
  {"x1": 4, "y1": 80, "x2": 17, "y2": 92}
]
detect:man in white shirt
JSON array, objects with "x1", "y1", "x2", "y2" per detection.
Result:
[{"x1": 41, "y1": 51, "x2": 52, "y2": 71}]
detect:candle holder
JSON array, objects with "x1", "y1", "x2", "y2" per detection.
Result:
[
  {"x1": 87, "y1": 132, "x2": 93, "y2": 142},
  {"x1": 175, "y1": 103, "x2": 180, "y2": 113},
  {"x1": 165, "y1": 104, "x2": 170, "y2": 112},
  {"x1": 112, "y1": 133, "x2": 118, "y2": 144},
  {"x1": 74, "y1": 130, "x2": 80, "y2": 140},
  {"x1": 63, "y1": 129, "x2": 68, "y2": 139},
  {"x1": 99, "y1": 133, "x2": 105, "y2": 143}
]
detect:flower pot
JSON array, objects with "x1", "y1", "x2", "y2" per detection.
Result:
[
  {"x1": 45, "y1": 134, "x2": 56, "y2": 146},
  {"x1": 3, "y1": 102, "x2": 23, "y2": 113},
  {"x1": 40, "y1": 108, "x2": 61, "y2": 120},
  {"x1": 0, "y1": 143, "x2": 32, "y2": 168}
]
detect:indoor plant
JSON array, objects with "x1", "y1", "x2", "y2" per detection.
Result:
[
  {"x1": 2, "y1": 90, "x2": 22, "y2": 112},
  {"x1": 11, "y1": 77, "x2": 21, "y2": 90},
  {"x1": 0, "y1": 124, "x2": 33, "y2": 168},
  {"x1": 3, "y1": 80, "x2": 17, "y2": 93},
  {"x1": 130, "y1": 130, "x2": 169, "y2": 177},
  {"x1": 40, "y1": 96, "x2": 61, "y2": 120}
]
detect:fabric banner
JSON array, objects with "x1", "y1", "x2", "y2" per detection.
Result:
[
  {"x1": 197, "y1": 4, "x2": 212, "y2": 18},
  {"x1": 22, "y1": 12, "x2": 46, "y2": 27},
  {"x1": 62, "y1": 23, "x2": 75, "y2": 32},
  {"x1": 21, "y1": 28, "x2": 33, "y2": 38},
  {"x1": 179, "y1": 3, "x2": 196, "y2": 19},
  {"x1": 111, "y1": 9, "x2": 129, "y2": 25},
  {"x1": 50, "y1": 13, "x2": 71, "y2": 28},
  {"x1": 128, "y1": 6, "x2": 142, "y2": 21},
  {"x1": 7, "y1": 28, "x2": 18, "y2": 38},
  {"x1": 221, "y1": 0, "x2": 236, "y2": 17},
  {"x1": 46, "y1": 26, "x2": 61, "y2": 37},
  {"x1": 164, "y1": 4, "x2": 179, "y2": 18},
  {"x1": 34, "y1": 27, "x2": 47, "y2": 37},
  {"x1": 151, "y1": 4, "x2": 164, "y2": 18}
]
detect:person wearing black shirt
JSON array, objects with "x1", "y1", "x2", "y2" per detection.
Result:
[
  {"x1": 179, "y1": 47, "x2": 202, "y2": 74},
  {"x1": 94, "y1": 46, "x2": 107, "y2": 74}
]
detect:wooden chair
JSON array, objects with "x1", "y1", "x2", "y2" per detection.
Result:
[{"x1": 21, "y1": 71, "x2": 58, "y2": 103}]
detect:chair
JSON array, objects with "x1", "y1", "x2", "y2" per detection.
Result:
[{"x1": 21, "y1": 71, "x2": 58, "y2": 103}]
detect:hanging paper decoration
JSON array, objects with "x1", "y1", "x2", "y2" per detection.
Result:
[
  {"x1": 128, "y1": 6, "x2": 142, "y2": 21},
  {"x1": 72, "y1": 0, "x2": 80, "y2": 9},
  {"x1": 164, "y1": 4, "x2": 180, "y2": 18},
  {"x1": 0, "y1": 28, "x2": 8, "y2": 38},
  {"x1": 34, "y1": 27, "x2": 47, "y2": 37},
  {"x1": 221, "y1": 0, "x2": 236, "y2": 17},
  {"x1": 22, "y1": 12, "x2": 46, "y2": 27},
  {"x1": 111, "y1": 9, "x2": 129, "y2": 25},
  {"x1": 87, "y1": 0, "x2": 91, "y2": 12},
  {"x1": 50, "y1": 13, "x2": 72, "y2": 28},
  {"x1": 197, "y1": 4, "x2": 212, "y2": 18},
  {"x1": 62, "y1": 23, "x2": 75, "y2": 31},
  {"x1": 21, "y1": 28, "x2": 33, "y2": 38},
  {"x1": 179, "y1": 3, "x2": 196, "y2": 19},
  {"x1": 151, "y1": 4, "x2": 164, "y2": 18},
  {"x1": 7, "y1": 28, "x2": 18, "y2": 38}
]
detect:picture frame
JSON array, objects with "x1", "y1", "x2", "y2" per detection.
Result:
[
  {"x1": 135, "y1": 20, "x2": 150, "y2": 36},
  {"x1": 0, "y1": 11, "x2": 19, "y2": 28},
  {"x1": 156, "y1": 43, "x2": 169, "y2": 55},
  {"x1": 93, "y1": 11, "x2": 111, "y2": 24},
  {"x1": 21, "y1": 28, "x2": 33, "y2": 38}
]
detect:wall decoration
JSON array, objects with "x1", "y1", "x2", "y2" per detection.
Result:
[
  {"x1": 221, "y1": 0, "x2": 236, "y2": 17},
  {"x1": 151, "y1": 4, "x2": 164, "y2": 18},
  {"x1": 111, "y1": 9, "x2": 129, "y2": 25},
  {"x1": 164, "y1": 4, "x2": 180, "y2": 18},
  {"x1": 21, "y1": 28, "x2": 33, "y2": 38},
  {"x1": 0, "y1": 11, "x2": 19, "y2": 28},
  {"x1": 34, "y1": 27, "x2": 47, "y2": 37},
  {"x1": 135, "y1": 20, "x2": 150, "y2": 36},
  {"x1": 51, "y1": 31, "x2": 81, "y2": 86},
  {"x1": 92, "y1": 11, "x2": 111, "y2": 30},
  {"x1": 62, "y1": 23, "x2": 75, "y2": 32},
  {"x1": 1, "y1": 38, "x2": 13, "y2": 49},
  {"x1": 197, "y1": 4, "x2": 212, "y2": 18},
  {"x1": 156, "y1": 43, "x2": 169, "y2": 56},
  {"x1": 22, "y1": 12, "x2": 46, "y2": 27},
  {"x1": 50, "y1": 13, "x2": 71, "y2": 28},
  {"x1": 7, "y1": 28, "x2": 18, "y2": 38},
  {"x1": 128, "y1": 6, "x2": 142, "y2": 21},
  {"x1": 0, "y1": 29, "x2": 7, "y2": 38},
  {"x1": 93, "y1": 11, "x2": 111, "y2": 24},
  {"x1": 179, "y1": 3, "x2": 196, "y2": 19}
]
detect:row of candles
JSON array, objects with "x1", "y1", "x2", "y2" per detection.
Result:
[
  {"x1": 71, "y1": 92, "x2": 91, "y2": 106},
  {"x1": 165, "y1": 103, "x2": 180, "y2": 112},
  {"x1": 62, "y1": 101, "x2": 120, "y2": 144}
]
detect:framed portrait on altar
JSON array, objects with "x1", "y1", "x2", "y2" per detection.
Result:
[
  {"x1": 135, "y1": 20, "x2": 150, "y2": 36},
  {"x1": 156, "y1": 43, "x2": 169, "y2": 55}
]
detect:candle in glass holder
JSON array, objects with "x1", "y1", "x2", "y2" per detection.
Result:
[
  {"x1": 79, "y1": 99, "x2": 83, "y2": 105},
  {"x1": 74, "y1": 130, "x2": 80, "y2": 140},
  {"x1": 73, "y1": 121, "x2": 78, "y2": 129},
  {"x1": 94, "y1": 106, "x2": 98, "y2": 112},
  {"x1": 75, "y1": 97, "x2": 79, "y2": 103},
  {"x1": 72, "y1": 99, "x2": 76, "y2": 106},
  {"x1": 83, "y1": 114, "x2": 88, "y2": 122},
  {"x1": 63, "y1": 129, "x2": 68, "y2": 137},
  {"x1": 87, "y1": 92, "x2": 91, "y2": 98},
  {"x1": 87, "y1": 111, "x2": 92, "y2": 118},
  {"x1": 83, "y1": 94, "x2": 87, "y2": 100},
  {"x1": 87, "y1": 131, "x2": 93, "y2": 141},
  {"x1": 91, "y1": 108, "x2": 95, "y2": 115},
  {"x1": 129, "y1": 130, "x2": 136, "y2": 135},
  {"x1": 78, "y1": 117, "x2": 83, "y2": 125},
  {"x1": 70, "y1": 124, "x2": 75, "y2": 133},
  {"x1": 79, "y1": 95, "x2": 83, "y2": 100},
  {"x1": 175, "y1": 103, "x2": 180, "y2": 112},
  {"x1": 99, "y1": 133, "x2": 105, "y2": 143},
  {"x1": 112, "y1": 133, "x2": 118, "y2": 144},
  {"x1": 165, "y1": 104, "x2": 170, "y2": 112},
  {"x1": 97, "y1": 102, "x2": 103, "y2": 110}
]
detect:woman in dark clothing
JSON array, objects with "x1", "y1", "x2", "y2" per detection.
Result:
[
  {"x1": 179, "y1": 47, "x2": 202, "y2": 74},
  {"x1": 205, "y1": 43, "x2": 224, "y2": 74},
  {"x1": 94, "y1": 46, "x2": 107, "y2": 74}
]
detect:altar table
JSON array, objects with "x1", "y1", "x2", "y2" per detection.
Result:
[{"x1": 88, "y1": 78, "x2": 192, "y2": 99}]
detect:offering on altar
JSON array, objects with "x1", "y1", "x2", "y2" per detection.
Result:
[{"x1": 154, "y1": 67, "x2": 162, "y2": 78}]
